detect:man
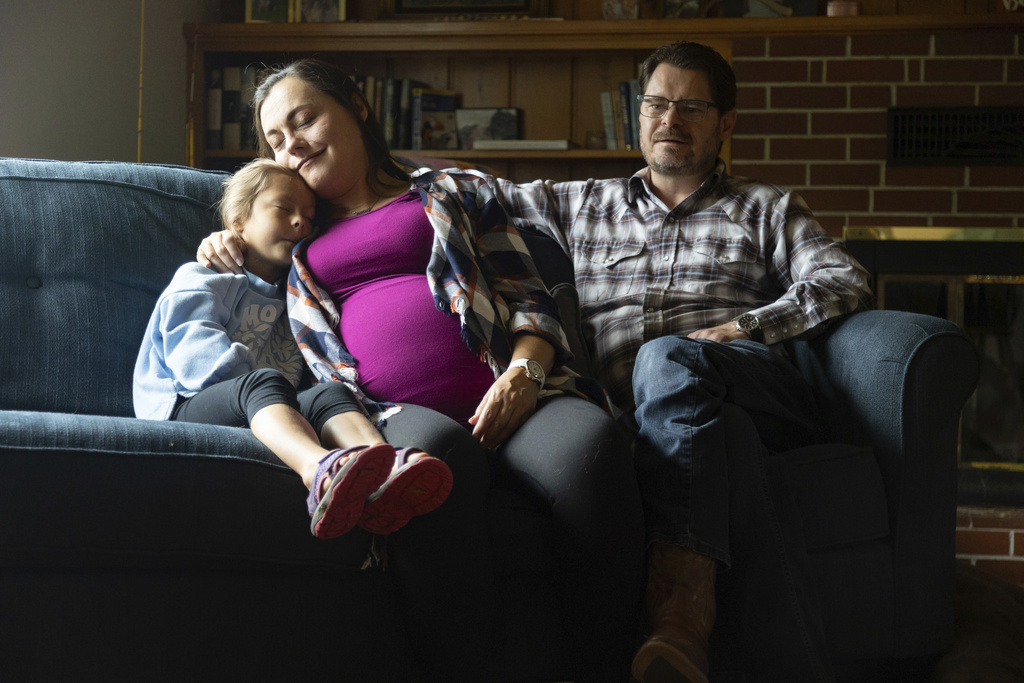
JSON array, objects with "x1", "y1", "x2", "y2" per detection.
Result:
[{"x1": 495, "y1": 41, "x2": 872, "y2": 682}]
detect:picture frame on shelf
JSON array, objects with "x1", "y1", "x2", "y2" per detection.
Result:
[
  {"x1": 380, "y1": 0, "x2": 548, "y2": 20},
  {"x1": 245, "y1": 0, "x2": 293, "y2": 22},
  {"x1": 602, "y1": 0, "x2": 639, "y2": 19},
  {"x1": 455, "y1": 107, "x2": 519, "y2": 150},
  {"x1": 297, "y1": 0, "x2": 346, "y2": 21}
]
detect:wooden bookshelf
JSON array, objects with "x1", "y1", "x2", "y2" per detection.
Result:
[{"x1": 184, "y1": 14, "x2": 1023, "y2": 180}]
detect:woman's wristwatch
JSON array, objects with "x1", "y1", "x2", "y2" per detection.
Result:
[{"x1": 509, "y1": 358, "x2": 546, "y2": 387}]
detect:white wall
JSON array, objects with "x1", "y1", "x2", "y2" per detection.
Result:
[{"x1": 0, "y1": 0, "x2": 216, "y2": 164}]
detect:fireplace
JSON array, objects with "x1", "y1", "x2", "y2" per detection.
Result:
[{"x1": 845, "y1": 227, "x2": 1024, "y2": 505}]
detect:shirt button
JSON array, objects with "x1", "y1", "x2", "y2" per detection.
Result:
[{"x1": 662, "y1": 256, "x2": 670, "y2": 261}]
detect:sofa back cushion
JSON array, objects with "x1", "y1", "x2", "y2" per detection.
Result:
[{"x1": 0, "y1": 159, "x2": 226, "y2": 416}]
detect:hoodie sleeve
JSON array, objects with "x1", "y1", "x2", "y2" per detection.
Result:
[{"x1": 156, "y1": 268, "x2": 256, "y2": 395}]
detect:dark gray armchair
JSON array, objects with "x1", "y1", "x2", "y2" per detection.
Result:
[{"x1": 707, "y1": 310, "x2": 979, "y2": 682}]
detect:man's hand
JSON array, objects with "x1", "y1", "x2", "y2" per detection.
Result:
[
  {"x1": 687, "y1": 321, "x2": 752, "y2": 343},
  {"x1": 197, "y1": 229, "x2": 246, "y2": 274},
  {"x1": 468, "y1": 368, "x2": 540, "y2": 449}
]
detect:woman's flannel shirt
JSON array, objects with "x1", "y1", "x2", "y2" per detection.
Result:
[{"x1": 286, "y1": 168, "x2": 616, "y2": 423}]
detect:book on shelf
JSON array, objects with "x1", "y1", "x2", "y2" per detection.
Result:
[
  {"x1": 206, "y1": 67, "x2": 223, "y2": 150},
  {"x1": 239, "y1": 65, "x2": 260, "y2": 151},
  {"x1": 617, "y1": 81, "x2": 634, "y2": 150},
  {"x1": 221, "y1": 66, "x2": 242, "y2": 151},
  {"x1": 455, "y1": 107, "x2": 520, "y2": 150},
  {"x1": 381, "y1": 78, "x2": 398, "y2": 148},
  {"x1": 362, "y1": 75, "x2": 376, "y2": 118},
  {"x1": 397, "y1": 78, "x2": 413, "y2": 149},
  {"x1": 471, "y1": 139, "x2": 576, "y2": 150},
  {"x1": 411, "y1": 88, "x2": 459, "y2": 151},
  {"x1": 600, "y1": 91, "x2": 619, "y2": 151},
  {"x1": 373, "y1": 79, "x2": 384, "y2": 128},
  {"x1": 628, "y1": 78, "x2": 641, "y2": 150},
  {"x1": 610, "y1": 90, "x2": 625, "y2": 152}
]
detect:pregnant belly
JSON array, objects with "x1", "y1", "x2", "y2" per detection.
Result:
[{"x1": 338, "y1": 275, "x2": 496, "y2": 423}]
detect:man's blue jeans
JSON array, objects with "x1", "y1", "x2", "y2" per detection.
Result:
[{"x1": 632, "y1": 335, "x2": 836, "y2": 682}]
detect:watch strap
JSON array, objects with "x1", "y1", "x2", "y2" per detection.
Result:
[{"x1": 508, "y1": 358, "x2": 545, "y2": 386}]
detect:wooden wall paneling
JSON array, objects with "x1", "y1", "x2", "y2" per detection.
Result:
[
  {"x1": 451, "y1": 56, "x2": 511, "y2": 108},
  {"x1": 964, "y1": 0, "x2": 994, "y2": 12},
  {"x1": 512, "y1": 56, "x2": 573, "y2": 140},
  {"x1": 547, "y1": 0, "x2": 575, "y2": 18},
  {"x1": 480, "y1": 159, "x2": 511, "y2": 178},
  {"x1": 338, "y1": 53, "x2": 391, "y2": 83},
  {"x1": 898, "y1": 0, "x2": 965, "y2": 13},
  {"x1": 390, "y1": 54, "x2": 449, "y2": 90},
  {"x1": 571, "y1": 158, "x2": 647, "y2": 180},
  {"x1": 510, "y1": 159, "x2": 574, "y2": 182},
  {"x1": 572, "y1": 52, "x2": 642, "y2": 150},
  {"x1": 858, "y1": 0, "x2": 900, "y2": 14}
]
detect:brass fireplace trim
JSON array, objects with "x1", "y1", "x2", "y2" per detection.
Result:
[{"x1": 844, "y1": 226, "x2": 1024, "y2": 243}]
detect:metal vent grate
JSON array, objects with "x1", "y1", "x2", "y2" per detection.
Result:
[{"x1": 887, "y1": 107, "x2": 1024, "y2": 166}]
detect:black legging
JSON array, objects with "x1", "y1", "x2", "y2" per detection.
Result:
[
  {"x1": 381, "y1": 396, "x2": 645, "y2": 683},
  {"x1": 171, "y1": 368, "x2": 362, "y2": 433}
]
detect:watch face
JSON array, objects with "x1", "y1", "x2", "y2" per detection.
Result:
[
  {"x1": 737, "y1": 313, "x2": 759, "y2": 331},
  {"x1": 526, "y1": 360, "x2": 544, "y2": 378}
]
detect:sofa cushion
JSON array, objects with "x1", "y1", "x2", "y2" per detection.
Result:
[
  {"x1": 0, "y1": 410, "x2": 378, "y2": 570},
  {"x1": 0, "y1": 158, "x2": 226, "y2": 417}
]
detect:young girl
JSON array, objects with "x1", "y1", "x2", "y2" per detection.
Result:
[{"x1": 134, "y1": 158, "x2": 451, "y2": 539}]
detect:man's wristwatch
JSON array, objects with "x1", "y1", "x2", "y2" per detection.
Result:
[
  {"x1": 734, "y1": 313, "x2": 764, "y2": 343},
  {"x1": 509, "y1": 359, "x2": 546, "y2": 387}
]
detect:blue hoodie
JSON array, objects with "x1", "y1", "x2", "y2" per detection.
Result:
[{"x1": 133, "y1": 262, "x2": 304, "y2": 420}]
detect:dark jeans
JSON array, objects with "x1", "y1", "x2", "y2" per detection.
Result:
[{"x1": 632, "y1": 336, "x2": 836, "y2": 683}]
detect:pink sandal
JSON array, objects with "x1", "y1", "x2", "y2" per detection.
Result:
[
  {"x1": 357, "y1": 448, "x2": 453, "y2": 535},
  {"x1": 306, "y1": 444, "x2": 395, "y2": 539}
]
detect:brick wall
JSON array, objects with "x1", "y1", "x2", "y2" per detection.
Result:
[
  {"x1": 730, "y1": 30, "x2": 1024, "y2": 238},
  {"x1": 956, "y1": 507, "x2": 1024, "y2": 585}
]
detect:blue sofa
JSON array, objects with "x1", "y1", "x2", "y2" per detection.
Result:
[{"x1": 0, "y1": 158, "x2": 979, "y2": 682}]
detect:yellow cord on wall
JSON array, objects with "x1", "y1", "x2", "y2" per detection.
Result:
[{"x1": 137, "y1": 0, "x2": 145, "y2": 162}]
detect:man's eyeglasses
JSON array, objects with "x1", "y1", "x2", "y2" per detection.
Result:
[{"x1": 637, "y1": 96, "x2": 716, "y2": 122}]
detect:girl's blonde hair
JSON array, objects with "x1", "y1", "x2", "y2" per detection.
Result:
[{"x1": 217, "y1": 158, "x2": 304, "y2": 232}]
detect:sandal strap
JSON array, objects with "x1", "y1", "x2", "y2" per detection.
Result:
[{"x1": 305, "y1": 445, "x2": 368, "y2": 514}]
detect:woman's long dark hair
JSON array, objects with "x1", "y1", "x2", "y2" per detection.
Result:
[{"x1": 251, "y1": 59, "x2": 410, "y2": 196}]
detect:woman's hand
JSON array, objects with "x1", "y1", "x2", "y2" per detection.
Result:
[
  {"x1": 469, "y1": 368, "x2": 540, "y2": 449},
  {"x1": 197, "y1": 229, "x2": 246, "y2": 274}
]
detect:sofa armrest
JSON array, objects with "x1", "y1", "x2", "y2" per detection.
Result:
[
  {"x1": 787, "y1": 309, "x2": 980, "y2": 657},
  {"x1": 788, "y1": 309, "x2": 978, "y2": 475}
]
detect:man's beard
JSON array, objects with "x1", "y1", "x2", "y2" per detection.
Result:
[{"x1": 641, "y1": 133, "x2": 718, "y2": 178}]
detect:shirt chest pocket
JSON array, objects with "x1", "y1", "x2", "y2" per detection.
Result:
[
  {"x1": 575, "y1": 240, "x2": 646, "y2": 302},
  {"x1": 686, "y1": 238, "x2": 767, "y2": 292}
]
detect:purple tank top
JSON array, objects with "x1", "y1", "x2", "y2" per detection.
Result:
[{"x1": 305, "y1": 190, "x2": 495, "y2": 423}]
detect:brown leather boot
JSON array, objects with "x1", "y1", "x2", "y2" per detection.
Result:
[{"x1": 631, "y1": 542, "x2": 717, "y2": 683}]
